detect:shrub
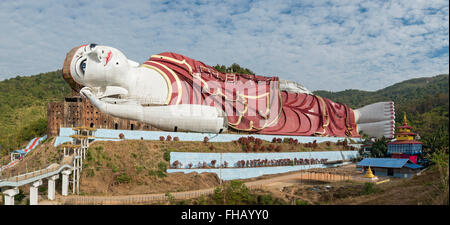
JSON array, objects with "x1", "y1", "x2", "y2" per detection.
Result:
[
  {"x1": 173, "y1": 137, "x2": 179, "y2": 141},
  {"x1": 117, "y1": 173, "x2": 131, "y2": 183},
  {"x1": 166, "y1": 135, "x2": 172, "y2": 141},
  {"x1": 211, "y1": 160, "x2": 217, "y2": 167},
  {"x1": 172, "y1": 160, "x2": 181, "y2": 168},
  {"x1": 213, "y1": 180, "x2": 251, "y2": 205},
  {"x1": 159, "y1": 136, "x2": 165, "y2": 141},
  {"x1": 14, "y1": 189, "x2": 26, "y2": 203},
  {"x1": 361, "y1": 182, "x2": 380, "y2": 195},
  {"x1": 119, "y1": 133, "x2": 125, "y2": 139},
  {"x1": 295, "y1": 199, "x2": 310, "y2": 205},
  {"x1": 342, "y1": 139, "x2": 348, "y2": 147},
  {"x1": 188, "y1": 163, "x2": 193, "y2": 169},
  {"x1": 259, "y1": 145, "x2": 266, "y2": 152},
  {"x1": 242, "y1": 144, "x2": 250, "y2": 152},
  {"x1": 272, "y1": 137, "x2": 277, "y2": 143},
  {"x1": 224, "y1": 161, "x2": 228, "y2": 168},
  {"x1": 149, "y1": 170, "x2": 166, "y2": 178},
  {"x1": 276, "y1": 138, "x2": 282, "y2": 143},
  {"x1": 158, "y1": 162, "x2": 167, "y2": 171},
  {"x1": 204, "y1": 136, "x2": 209, "y2": 144},
  {"x1": 135, "y1": 165, "x2": 143, "y2": 174},
  {"x1": 275, "y1": 146, "x2": 282, "y2": 152},
  {"x1": 163, "y1": 151, "x2": 170, "y2": 162}
]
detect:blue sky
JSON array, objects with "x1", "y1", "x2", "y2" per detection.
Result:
[{"x1": 0, "y1": 0, "x2": 448, "y2": 91}]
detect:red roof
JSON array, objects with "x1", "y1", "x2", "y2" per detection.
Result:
[{"x1": 388, "y1": 140, "x2": 423, "y2": 145}]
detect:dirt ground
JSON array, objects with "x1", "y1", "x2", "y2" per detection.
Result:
[{"x1": 254, "y1": 164, "x2": 446, "y2": 205}]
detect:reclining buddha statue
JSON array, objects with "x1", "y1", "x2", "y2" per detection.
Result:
[{"x1": 62, "y1": 44, "x2": 395, "y2": 138}]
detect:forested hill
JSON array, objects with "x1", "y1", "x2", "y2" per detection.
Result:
[
  {"x1": 314, "y1": 74, "x2": 449, "y2": 152},
  {"x1": 0, "y1": 70, "x2": 71, "y2": 111},
  {"x1": 314, "y1": 74, "x2": 448, "y2": 110},
  {"x1": 0, "y1": 70, "x2": 71, "y2": 156},
  {"x1": 313, "y1": 74, "x2": 448, "y2": 123}
]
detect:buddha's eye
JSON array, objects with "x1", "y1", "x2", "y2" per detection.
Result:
[
  {"x1": 80, "y1": 59, "x2": 87, "y2": 72},
  {"x1": 89, "y1": 43, "x2": 97, "y2": 49}
]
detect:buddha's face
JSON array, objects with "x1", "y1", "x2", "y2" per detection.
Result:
[{"x1": 65, "y1": 44, "x2": 130, "y2": 88}]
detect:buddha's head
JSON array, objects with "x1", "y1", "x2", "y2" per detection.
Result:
[{"x1": 62, "y1": 44, "x2": 131, "y2": 92}]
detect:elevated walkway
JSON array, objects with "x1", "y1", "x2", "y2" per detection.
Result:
[{"x1": 0, "y1": 162, "x2": 72, "y2": 188}]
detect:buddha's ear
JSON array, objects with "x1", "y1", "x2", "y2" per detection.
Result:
[{"x1": 127, "y1": 59, "x2": 139, "y2": 67}]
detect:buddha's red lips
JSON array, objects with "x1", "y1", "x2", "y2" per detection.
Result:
[{"x1": 105, "y1": 51, "x2": 112, "y2": 66}]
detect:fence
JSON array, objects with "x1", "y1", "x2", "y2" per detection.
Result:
[{"x1": 59, "y1": 171, "x2": 350, "y2": 205}]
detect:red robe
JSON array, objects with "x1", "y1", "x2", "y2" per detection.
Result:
[{"x1": 142, "y1": 52, "x2": 359, "y2": 137}]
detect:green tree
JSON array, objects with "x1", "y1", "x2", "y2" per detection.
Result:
[
  {"x1": 371, "y1": 137, "x2": 388, "y2": 158},
  {"x1": 213, "y1": 180, "x2": 251, "y2": 205},
  {"x1": 422, "y1": 123, "x2": 449, "y2": 155}
]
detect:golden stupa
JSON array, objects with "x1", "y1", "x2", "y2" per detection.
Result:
[{"x1": 364, "y1": 161, "x2": 377, "y2": 179}]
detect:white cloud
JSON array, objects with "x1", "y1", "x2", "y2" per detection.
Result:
[{"x1": 0, "y1": 0, "x2": 448, "y2": 91}]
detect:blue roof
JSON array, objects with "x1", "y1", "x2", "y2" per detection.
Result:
[
  {"x1": 12, "y1": 149, "x2": 26, "y2": 154},
  {"x1": 357, "y1": 158, "x2": 410, "y2": 168},
  {"x1": 405, "y1": 163, "x2": 423, "y2": 169}
]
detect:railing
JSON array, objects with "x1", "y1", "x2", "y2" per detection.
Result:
[{"x1": 5, "y1": 167, "x2": 58, "y2": 182}]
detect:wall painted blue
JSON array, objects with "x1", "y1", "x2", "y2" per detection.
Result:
[
  {"x1": 55, "y1": 127, "x2": 362, "y2": 147},
  {"x1": 169, "y1": 151, "x2": 359, "y2": 168},
  {"x1": 167, "y1": 151, "x2": 359, "y2": 180},
  {"x1": 167, "y1": 162, "x2": 353, "y2": 180}
]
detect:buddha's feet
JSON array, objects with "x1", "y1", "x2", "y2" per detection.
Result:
[
  {"x1": 357, "y1": 120, "x2": 395, "y2": 138},
  {"x1": 354, "y1": 101, "x2": 394, "y2": 124},
  {"x1": 354, "y1": 101, "x2": 395, "y2": 138}
]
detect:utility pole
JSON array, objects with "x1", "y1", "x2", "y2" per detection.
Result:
[{"x1": 219, "y1": 152, "x2": 222, "y2": 185}]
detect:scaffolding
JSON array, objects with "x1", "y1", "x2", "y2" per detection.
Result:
[{"x1": 59, "y1": 126, "x2": 97, "y2": 195}]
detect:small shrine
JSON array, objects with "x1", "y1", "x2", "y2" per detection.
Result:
[
  {"x1": 387, "y1": 113, "x2": 422, "y2": 164},
  {"x1": 363, "y1": 161, "x2": 378, "y2": 180}
]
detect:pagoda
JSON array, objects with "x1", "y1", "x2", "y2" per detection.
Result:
[{"x1": 387, "y1": 113, "x2": 422, "y2": 163}]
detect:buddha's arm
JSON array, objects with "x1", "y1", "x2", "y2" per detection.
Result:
[{"x1": 81, "y1": 88, "x2": 227, "y2": 133}]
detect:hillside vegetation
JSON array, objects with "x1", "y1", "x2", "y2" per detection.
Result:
[{"x1": 0, "y1": 70, "x2": 70, "y2": 154}]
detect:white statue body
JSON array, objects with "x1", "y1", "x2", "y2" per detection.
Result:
[{"x1": 63, "y1": 44, "x2": 395, "y2": 138}]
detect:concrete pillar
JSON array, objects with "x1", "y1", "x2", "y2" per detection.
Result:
[
  {"x1": 61, "y1": 170, "x2": 72, "y2": 196},
  {"x1": 30, "y1": 180, "x2": 43, "y2": 205},
  {"x1": 3, "y1": 188, "x2": 19, "y2": 205},
  {"x1": 47, "y1": 174, "x2": 59, "y2": 200}
]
